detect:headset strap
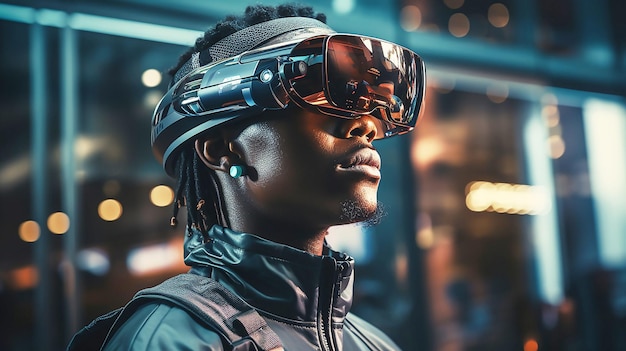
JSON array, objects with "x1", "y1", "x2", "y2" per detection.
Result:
[{"x1": 103, "y1": 273, "x2": 283, "y2": 351}]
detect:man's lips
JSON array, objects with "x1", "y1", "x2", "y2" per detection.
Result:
[{"x1": 337, "y1": 148, "x2": 382, "y2": 179}]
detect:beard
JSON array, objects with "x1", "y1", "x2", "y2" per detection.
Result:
[{"x1": 339, "y1": 200, "x2": 387, "y2": 226}]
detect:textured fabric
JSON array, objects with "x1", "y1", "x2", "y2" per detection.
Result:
[
  {"x1": 131, "y1": 274, "x2": 283, "y2": 350},
  {"x1": 106, "y1": 225, "x2": 402, "y2": 350},
  {"x1": 208, "y1": 17, "x2": 331, "y2": 62},
  {"x1": 173, "y1": 17, "x2": 331, "y2": 84},
  {"x1": 173, "y1": 51, "x2": 201, "y2": 85}
]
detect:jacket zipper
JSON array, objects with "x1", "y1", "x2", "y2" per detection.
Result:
[{"x1": 318, "y1": 257, "x2": 348, "y2": 351}]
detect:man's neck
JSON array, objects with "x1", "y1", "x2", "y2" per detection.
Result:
[{"x1": 229, "y1": 220, "x2": 329, "y2": 256}]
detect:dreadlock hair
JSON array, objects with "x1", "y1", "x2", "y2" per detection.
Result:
[{"x1": 168, "y1": 3, "x2": 327, "y2": 240}]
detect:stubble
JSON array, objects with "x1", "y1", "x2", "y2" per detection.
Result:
[{"x1": 339, "y1": 200, "x2": 387, "y2": 226}]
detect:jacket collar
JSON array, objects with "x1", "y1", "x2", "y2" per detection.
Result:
[{"x1": 184, "y1": 225, "x2": 354, "y2": 323}]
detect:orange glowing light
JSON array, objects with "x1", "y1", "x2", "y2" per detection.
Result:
[
  {"x1": 8, "y1": 265, "x2": 38, "y2": 290},
  {"x1": 524, "y1": 339, "x2": 539, "y2": 351}
]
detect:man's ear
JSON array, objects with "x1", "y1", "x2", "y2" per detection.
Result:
[{"x1": 194, "y1": 135, "x2": 231, "y2": 172}]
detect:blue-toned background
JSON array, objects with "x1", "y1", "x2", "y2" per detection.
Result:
[{"x1": 1, "y1": 1, "x2": 625, "y2": 350}]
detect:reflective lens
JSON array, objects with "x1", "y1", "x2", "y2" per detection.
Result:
[
  {"x1": 325, "y1": 35, "x2": 420, "y2": 126},
  {"x1": 286, "y1": 34, "x2": 424, "y2": 135}
]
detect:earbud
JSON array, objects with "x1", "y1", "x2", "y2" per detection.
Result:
[{"x1": 229, "y1": 165, "x2": 246, "y2": 179}]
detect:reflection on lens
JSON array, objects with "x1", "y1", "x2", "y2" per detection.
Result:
[
  {"x1": 390, "y1": 95, "x2": 405, "y2": 122},
  {"x1": 325, "y1": 35, "x2": 419, "y2": 125}
]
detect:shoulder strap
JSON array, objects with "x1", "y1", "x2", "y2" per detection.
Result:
[{"x1": 103, "y1": 273, "x2": 283, "y2": 351}]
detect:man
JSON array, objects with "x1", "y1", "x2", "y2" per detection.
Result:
[{"x1": 77, "y1": 3, "x2": 425, "y2": 350}]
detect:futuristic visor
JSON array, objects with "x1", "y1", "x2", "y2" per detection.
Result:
[
  {"x1": 152, "y1": 33, "x2": 426, "y2": 176},
  {"x1": 288, "y1": 34, "x2": 424, "y2": 134}
]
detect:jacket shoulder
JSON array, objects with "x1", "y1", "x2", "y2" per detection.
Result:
[
  {"x1": 104, "y1": 301, "x2": 225, "y2": 351},
  {"x1": 344, "y1": 314, "x2": 403, "y2": 351}
]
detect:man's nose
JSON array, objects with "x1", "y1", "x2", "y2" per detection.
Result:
[{"x1": 340, "y1": 115, "x2": 378, "y2": 142}]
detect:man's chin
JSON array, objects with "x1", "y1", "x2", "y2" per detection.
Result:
[{"x1": 338, "y1": 200, "x2": 386, "y2": 226}]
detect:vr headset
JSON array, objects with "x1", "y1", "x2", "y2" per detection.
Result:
[{"x1": 152, "y1": 33, "x2": 426, "y2": 176}]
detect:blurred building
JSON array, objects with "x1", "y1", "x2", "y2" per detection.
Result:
[{"x1": 0, "y1": 0, "x2": 625, "y2": 350}]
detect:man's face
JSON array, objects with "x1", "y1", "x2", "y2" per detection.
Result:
[{"x1": 230, "y1": 107, "x2": 382, "y2": 229}]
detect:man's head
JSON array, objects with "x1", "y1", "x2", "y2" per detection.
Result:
[{"x1": 153, "y1": 4, "x2": 425, "y2": 246}]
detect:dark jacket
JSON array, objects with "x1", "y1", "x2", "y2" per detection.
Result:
[{"x1": 104, "y1": 225, "x2": 402, "y2": 350}]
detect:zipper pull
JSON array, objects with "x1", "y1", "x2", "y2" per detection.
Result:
[{"x1": 334, "y1": 261, "x2": 350, "y2": 299}]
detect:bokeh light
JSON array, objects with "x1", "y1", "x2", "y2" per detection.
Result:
[
  {"x1": 486, "y1": 83, "x2": 509, "y2": 103},
  {"x1": 543, "y1": 104, "x2": 560, "y2": 127},
  {"x1": 127, "y1": 242, "x2": 180, "y2": 276},
  {"x1": 19, "y1": 220, "x2": 40, "y2": 242},
  {"x1": 548, "y1": 135, "x2": 566, "y2": 159},
  {"x1": 466, "y1": 181, "x2": 551, "y2": 215},
  {"x1": 332, "y1": 0, "x2": 354, "y2": 14},
  {"x1": 488, "y1": 3, "x2": 510, "y2": 28},
  {"x1": 433, "y1": 77, "x2": 456, "y2": 94},
  {"x1": 449, "y1": 13, "x2": 470, "y2": 37},
  {"x1": 416, "y1": 226, "x2": 435, "y2": 249},
  {"x1": 524, "y1": 338, "x2": 539, "y2": 351},
  {"x1": 98, "y1": 199, "x2": 123, "y2": 221},
  {"x1": 444, "y1": 0, "x2": 465, "y2": 10},
  {"x1": 150, "y1": 185, "x2": 175, "y2": 207},
  {"x1": 8, "y1": 266, "x2": 38, "y2": 290},
  {"x1": 47, "y1": 212, "x2": 70, "y2": 234},
  {"x1": 144, "y1": 90, "x2": 163, "y2": 110},
  {"x1": 541, "y1": 93, "x2": 558, "y2": 106},
  {"x1": 141, "y1": 68, "x2": 162, "y2": 87},
  {"x1": 400, "y1": 5, "x2": 423, "y2": 32},
  {"x1": 77, "y1": 248, "x2": 110, "y2": 276}
]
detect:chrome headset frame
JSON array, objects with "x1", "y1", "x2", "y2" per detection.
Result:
[{"x1": 151, "y1": 33, "x2": 426, "y2": 176}]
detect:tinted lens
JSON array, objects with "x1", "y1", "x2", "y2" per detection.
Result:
[{"x1": 325, "y1": 35, "x2": 421, "y2": 126}]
